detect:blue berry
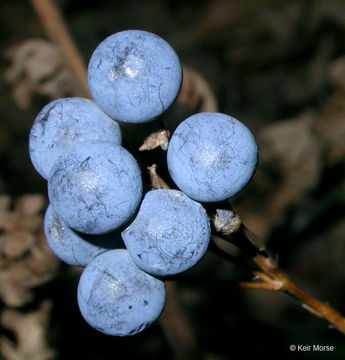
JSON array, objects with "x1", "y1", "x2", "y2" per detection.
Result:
[
  {"x1": 167, "y1": 113, "x2": 258, "y2": 202},
  {"x1": 29, "y1": 97, "x2": 122, "y2": 179},
  {"x1": 122, "y1": 189, "x2": 211, "y2": 276},
  {"x1": 88, "y1": 30, "x2": 182, "y2": 123},
  {"x1": 44, "y1": 205, "x2": 123, "y2": 267},
  {"x1": 77, "y1": 249, "x2": 166, "y2": 336},
  {"x1": 48, "y1": 142, "x2": 142, "y2": 234}
]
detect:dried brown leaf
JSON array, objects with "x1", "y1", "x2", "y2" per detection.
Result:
[
  {"x1": 14, "y1": 194, "x2": 45, "y2": 216},
  {"x1": 258, "y1": 112, "x2": 322, "y2": 191},
  {"x1": 0, "y1": 196, "x2": 11, "y2": 212},
  {"x1": 1, "y1": 232, "x2": 35, "y2": 259},
  {"x1": 0, "y1": 194, "x2": 58, "y2": 307},
  {"x1": 0, "y1": 301, "x2": 55, "y2": 360},
  {"x1": 233, "y1": 112, "x2": 323, "y2": 238},
  {"x1": 312, "y1": 57, "x2": 345, "y2": 165},
  {"x1": 5, "y1": 39, "x2": 78, "y2": 109}
]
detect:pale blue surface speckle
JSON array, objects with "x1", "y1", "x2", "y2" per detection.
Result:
[
  {"x1": 88, "y1": 30, "x2": 182, "y2": 123},
  {"x1": 167, "y1": 113, "x2": 258, "y2": 202},
  {"x1": 122, "y1": 189, "x2": 211, "y2": 276},
  {"x1": 44, "y1": 205, "x2": 124, "y2": 267},
  {"x1": 29, "y1": 97, "x2": 122, "y2": 179},
  {"x1": 48, "y1": 142, "x2": 142, "y2": 234},
  {"x1": 77, "y1": 249, "x2": 166, "y2": 336}
]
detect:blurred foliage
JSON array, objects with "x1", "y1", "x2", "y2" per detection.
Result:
[{"x1": 0, "y1": 0, "x2": 345, "y2": 359}]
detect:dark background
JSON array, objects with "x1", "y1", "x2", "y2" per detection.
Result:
[{"x1": 0, "y1": 0, "x2": 345, "y2": 359}]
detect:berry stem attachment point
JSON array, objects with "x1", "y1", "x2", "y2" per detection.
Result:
[
  {"x1": 150, "y1": 165, "x2": 345, "y2": 336},
  {"x1": 139, "y1": 130, "x2": 170, "y2": 151},
  {"x1": 148, "y1": 164, "x2": 170, "y2": 190}
]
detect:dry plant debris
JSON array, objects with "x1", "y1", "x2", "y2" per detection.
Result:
[
  {"x1": 5, "y1": 39, "x2": 78, "y2": 109},
  {"x1": 0, "y1": 300, "x2": 55, "y2": 360},
  {"x1": 177, "y1": 65, "x2": 218, "y2": 113},
  {"x1": 0, "y1": 194, "x2": 58, "y2": 307}
]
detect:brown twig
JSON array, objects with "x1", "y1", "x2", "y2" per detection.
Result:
[
  {"x1": 178, "y1": 65, "x2": 218, "y2": 112},
  {"x1": 28, "y1": 0, "x2": 345, "y2": 337},
  {"x1": 147, "y1": 164, "x2": 170, "y2": 190},
  {"x1": 30, "y1": 0, "x2": 90, "y2": 97},
  {"x1": 212, "y1": 211, "x2": 345, "y2": 335},
  {"x1": 241, "y1": 254, "x2": 345, "y2": 334},
  {"x1": 151, "y1": 164, "x2": 345, "y2": 336},
  {"x1": 159, "y1": 282, "x2": 199, "y2": 360}
]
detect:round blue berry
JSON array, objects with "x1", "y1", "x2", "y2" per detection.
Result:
[
  {"x1": 29, "y1": 97, "x2": 122, "y2": 179},
  {"x1": 167, "y1": 113, "x2": 258, "y2": 202},
  {"x1": 88, "y1": 30, "x2": 182, "y2": 123},
  {"x1": 44, "y1": 205, "x2": 123, "y2": 267},
  {"x1": 77, "y1": 249, "x2": 166, "y2": 336},
  {"x1": 122, "y1": 189, "x2": 211, "y2": 276},
  {"x1": 48, "y1": 142, "x2": 142, "y2": 234}
]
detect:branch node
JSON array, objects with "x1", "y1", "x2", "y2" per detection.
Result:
[{"x1": 213, "y1": 209, "x2": 241, "y2": 235}]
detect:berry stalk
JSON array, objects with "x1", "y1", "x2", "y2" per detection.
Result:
[
  {"x1": 241, "y1": 254, "x2": 345, "y2": 335},
  {"x1": 30, "y1": 0, "x2": 345, "y2": 339},
  {"x1": 30, "y1": 1, "x2": 201, "y2": 355},
  {"x1": 151, "y1": 163, "x2": 345, "y2": 336}
]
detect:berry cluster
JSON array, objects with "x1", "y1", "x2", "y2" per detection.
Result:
[{"x1": 29, "y1": 30, "x2": 258, "y2": 336}]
